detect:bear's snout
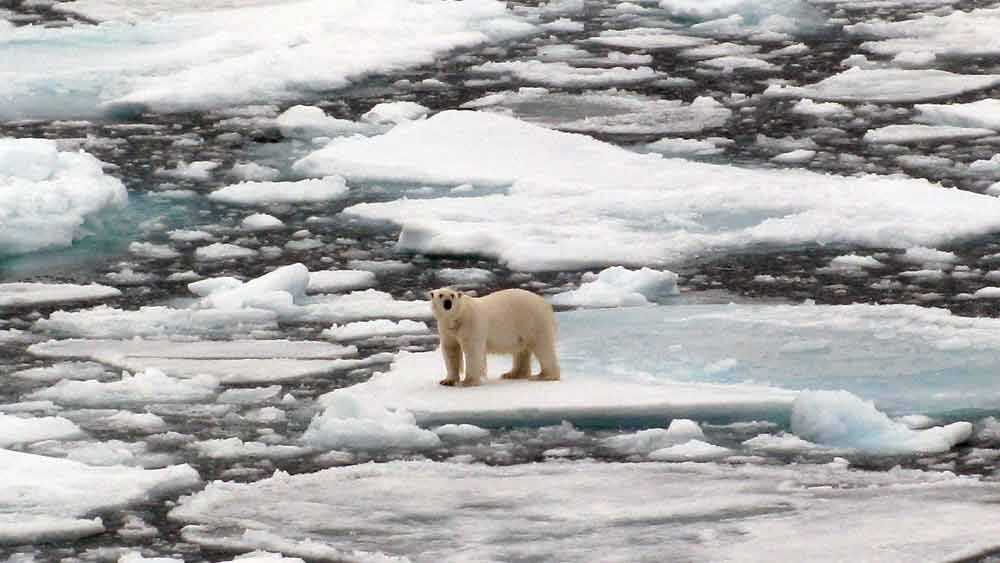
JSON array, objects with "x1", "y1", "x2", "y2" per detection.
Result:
[{"x1": 443, "y1": 299, "x2": 452, "y2": 310}]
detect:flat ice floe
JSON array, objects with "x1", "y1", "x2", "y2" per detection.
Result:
[
  {"x1": 847, "y1": 7, "x2": 1000, "y2": 59},
  {"x1": 470, "y1": 61, "x2": 659, "y2": 88},
  {"x1": 169, "y1": 459, "x2": 1000, "y2": 562},
  {"x1": 1, "y1": 449, "x2": 199, "y2": 545},
  {"x1": 462, "y1": 89, "x2": 732, "y2": 135},
  {"x1": 914, "y1": 98, "x2": 1000, "y2": 131},
  {"x1": 333, "y1": 303, "x2": 1000, "y2": 431},
  {"x1": 0, "y1": 139, "x2": 127, "y2": 256},
  {"x1": 298, "y1": 110, "x2": 1000, "y2": 271},
  {"x1": 208, "y1": 177, "x2": 349, "y2": 206},
  {"x1": 0, "y1": 413, "x2": 85, "y2": 447},
  {"x1": 0, "y1": 283, "x2": 120, "y2": 307},
  {"x1": 862, "y1": 124, "x2": 995, "y2": 144},
  {"x1": 765, "y1": 68, "x2": 1000, "y2": 103},
  {"x1": 0, "y1": 0, "x2": 535, "y2": 119}
]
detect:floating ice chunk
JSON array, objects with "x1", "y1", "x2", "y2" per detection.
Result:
[
  {"x1": 863, "y1": 124, "x2": 993, "y2": 144},
  {"x1": 681, "y1": 42, "x2": 761, "y2": 60},
  {"x1": 11, "y1": 361, "x2": 108, "y2": 382},
  {"x1": 188, "y1": 276, "x2": 244, "y2": 297},
  {"x1": 914, "y1": 99, "x2": 1000, "y2": 131},
  {"x1": 103, "y1": 411, "x2": 167, "y2": 433},
  {"x1": 209, "y1": 177, "x2": 349, "y2": 206},
  {"x1": 2, "y1": 0, "x2": 535, "y2": 119},
  {"x1": 823, "y1": 254, "x2": 884, "y2": 271},
  {"x1": 540, "y1": 17, "x2": 584, "y2": 32},
  {"x1": 303, "y1": 390, "x2": 441, "y2": 451},
  {"x1": 194, "y1": 242, "x2": 258, "y2": 262},
  {"x1": 0, "y1": 448, "x2": 199, "y2": 545},
  {"x1": 299, "y1": 111, "x2": 1000, "y2": 272},
  {"x1": 241, "y1": 213, "x2": 284, "y2": 232},
  {"x1": 471, "y1": 60, "x2": 659, "y2": 87},
  {"x1": 168, "y1": 229, "x2": 215, "y2": 243},
  {"x1": 742, "y1": 432, "x2": 819, "y2": 453},
  {"x1": 35, "y1": 305, "x2": 277, "y2": 338},
  {"x1": 432, "y1": 423, "x2": 490, "y2": 441},
  {"x1": 199, "y1": 263, "x2": 308, "y2": 310},
  {"x1": 972, "y1": 287, "x2": 1000, "y2": 299},
  {"x1": 322, "y1": 319, "x2": 429, "y2": 341},
  {"x1": 791, "y1": 98, "x2": 850, "y2": 118},
  {"x1": 154, "y1": 161, "x2": 218, "y2": 181},
  {"x1": 229, "y1": 162, "x2": 280, "y2": 182},
  {"x1": 345, "y1": 259, "x2": 414, "y2": 274},
  {"x1": 0, "y1": 413, "x2": 85, "y2": 447},
  {"x1": 586, "y1": 28, "x2": 710, "y2": 50},
  {"x1": 30, "y1": 369, "x2": 219, "y2": 407},
  {"x1": 970, "y1": 155, "x2": 1000, "y2": 175},
  {"x1": 892, "y1": 50, "x2": 936, "y2": 68},
  {"x1": 436, "y1": 267, "x2": 495, "y2": 286},
  {"x1": 307, "y1": 270, "x2": 377, "y2": 293},
  {"x1": 699, "y1": 55, "x2": 778, "y2": 72},
  {"x1": 550, "y1": 266, "x2": 679, "y2": 308},
  {"x1": 170, "y1": 458, "x2": 1000, "y2": 562},
  {"x1": 770, "y1": 149, "x2": 815, "y2": 163},
  {"x1": 296, "y1": 290, "x2": 432, "y2": 323},
  {"x1": 128, "y1": 242, "x2": 180, "y2": 260},
  {"x1": 765, "y1": 67, "x2": 1000, "y2": 103},
  {"x1": 361, "y1": 101, "x2": 429, "y2": 126},
  {"x1": 792, "y1": 391, "x2": 973, "y2": 454},
  {"x1": 901, "y1": 246, "x2": 958, "y2": 266},
  {"x1": 847, "y1": 8, "x2": 1000, "y2": 59},
  {"x1": 648, "y1": 440, "x2": 732, "y2": 461},
  {"x1": 0, "y1": 283, "x2": 120, "y2": 307},
  {"x1": 604, "y1": 420, "x2": 706, "y2": 455},
  {"x1": 0, "y1": 138, "x2": 127, "y2": 256},
  {"x1": 217, "y1": 385, "x2": 281, "y2": 405},
  {"x1": 274, "y1": 106, "x2": 369, "y2": 139},
  {"x1": 191, "y1": 438, "x2": 311, "y2": 460}
]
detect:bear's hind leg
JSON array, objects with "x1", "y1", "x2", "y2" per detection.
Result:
[
  {"x1": 502, "y1": 349, "x2": 532, "y2": 379},
  {"x1": 533, "y1": 341, "x2": 561, "y2": 381}
]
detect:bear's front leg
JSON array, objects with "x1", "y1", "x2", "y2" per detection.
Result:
[
  {"x1": 439, "y1": 338, "x2": 463, "y2": 386},
  {"x1": 462, "y1": 339, "x2": 487, "y2": 387}
]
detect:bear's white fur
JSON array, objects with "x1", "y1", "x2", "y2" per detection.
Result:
[{"x1": 429, "y1": 287, "x2": 560, "y2": 387}]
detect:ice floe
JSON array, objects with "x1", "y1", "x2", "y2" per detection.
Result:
[
  {"x1": 914, "y1": 98, "x2": 1000, "y2": 131},
  {"x1": 169, "y1": 458, "x2": 1000, "y2": 562},
  {"x1": 297, "y1": 110, "x2": 1000, "y2": 271},
  {"x1": 863, "y1": 124, "x2": 994, "y2": 144},
  {"x1": 0, "y1": 283, "x2": 120, "y2": 308},
  {"x1": 30, "y1": 369, "x2": 220, "y2": 407},
  {"x1": 307, "y1": 269, "x2": 377, "y2": 293},
  {"x1": 766, "y1": 68, "x2": 1000, "y2": 103},
  {"x1": 303, "y1": 391, "x2": 441, "y2": 451},
  {"x1": 1, "y1": 448, "x2": 198, "y2": 545},
  {"x1": 208, "y1": 177, "x2": 349, "y2": 206},
  {"x1": 322, "y1": 319, "x2": 429, "y2": 341},
  {"x1": 470, "y1": 60, "x2": 659, "y2": 87},
  {"x1": 0, "y1": 139, "x2": 127, "y2": 256},
  {"x1": 0, "y1": 0, "x2": 536, "y2": 119},
  {"x1": 550, "y1": 266, "x2": 679, "y2": 308},
  {"x1": 847, "y1": 7, "x2": 1000, "y2": 59},
  {"x1": 0, "y1": 413, "x2": 85, "y2": 447}
]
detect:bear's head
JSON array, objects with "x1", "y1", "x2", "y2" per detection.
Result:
[{"x1": 428, "y1": 287, "x2": 465, "y2": 321}]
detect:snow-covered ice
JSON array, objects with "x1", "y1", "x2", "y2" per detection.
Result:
[
  {"x1": 0, "y1": 139, "x2": 127, "y2": 256},
  {"x1": 847, "y1": 8, "x2": 1000, "y2": 59},
  {"x1": 208, "y1": 177, "x2": 348, "y2": 206},
  {"x1": 30, "y1": 369, "x2": 220, "y2": 407},
  {"x1": 0, "y1": 413, "x2": 85, "y2": 447},
  {"x1": 0, "y1": 0, "x2": 536, "y2": 119},
  {"x1": 470, "y1": 61, "x2": 659, "y2": 88},
  {"x1": 296, "y1": 110, "x2": 1000, "y2": 271},
  {"x1": 322, "y1": 319, "x2": 429, "y2": 341},
  {"x1": 307, "y1": 270, "x2": 377, "y2": 293},
  {"x1": 0, "y1": 449, "x2": 199, "y2": 545},
  {"x1": 0, "y1": 283, "x2": 120, "y2": 307},
  {"x1": 766, "y1": 68, "x2": 1000, "y2": 103},
  {"x1": 915, "y1": 98, "x2": 1000, "y2": 131},
  {"x1": 863, "y1": 124, "x2": 994, "y2": 144},
  {"x1": 550, "y1": 266, "x2": 679, "y2": 308},
  {"x1": 303, "y1": 391, "x2": 441, "y2": 451},
  {"x1": 169, "y1": 458, "x2": 1000, "y2": 562}
]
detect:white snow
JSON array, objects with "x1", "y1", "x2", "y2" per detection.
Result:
[
  {"x1": 765, "y1": 67, "x2": 1000, "y2": 103},
  {"x1": 170, "y1": 458, "x2": 1000, "y2": 562},
  {"x1": 791, "y1": 98, "x2": 851, "y2": 119},
  {"x1": 0, "y1": 0, "x2": 535, "y2": 119},
  {"x1": 241, "y1": 213, "x2": 284, "y2": 232},
  {"x1": 35, "y1": 305, "x2": 278, "y2": 338},
  {"x1": 0, "y1": 448, "x2": 199, "y2": 545},
  {"x1": 915, "y1": 99, "x2": 1000, "y2": 131},
  {"x1": 847, "y1": 8, "x2": 1000, "y2": 59},
  {"x1": 361, "y1": 101, "x2": 430, "y2": 126},
  {"x1": 303, "y1": 390, "x2": 441, "y2": 451},
  {"x1": 273, "y1": 106, "x2": 369, "y2": 139},
  {"x1": 643, "y1": 137, "x2": 726, "y2": 157},
  {"x1": 901, "y1": 246, "x2": 958, "y2": 266},
  {"x1": 307, "y1": 270, "x2": 377, "y2": 294},
  {"x1": 194, "y1": 243, "x2": 258, "y2": 261},
  {"x1": 471, "y1": 60, "x2": 659, "y2": 88},
  {"x1": 190, "y1": 438, "x2": 311, "y2": 460},
  {"x1": 432, "y1": 423, "x2": 490, "y2": 441},
  {"x1": 0, "y1": 283, "x2": 120, "y2": 307},
  {"x1": 435, "y1": 267, "x2": 495, "y2": 286},
  {"x1": 30, "y1": 369, "x2": 220, "y2": 407},
  {"x1": 208, "y1": 177, "x2": 349, "y2": 206},
  {"x1": 603, "y1": 419, "x2": 706, "y2": 455},
  {"x1": 197, "y1": 263, "x2": 309, "y2": 310},
  {"x1": 322, "y1": 319, "x2": 429, "y2": 341},
  {"x1": 863, "y1": 124, "x2": 994, "y2": 144},
  {"x1": 647, "y1": 439, "x2": 732, "y2": 461},
  {"x1": 296, "y1": 110, "x2": 1000, "y2": 272},
  {"x1": 586, "y1": 28, "x2": 710, "y2": 50},
  {"x1": 0, "y1": 139, "x2": 127, "y2": 256},
  {"x1": 550, "y1": 266, "x2": 679, "y2": 308},
  {"x1": 0, "y1": 413, "x2": 85, "y2": 447},
  {"x1": 791, "y1": 390, "x2": 972, "y2": 454},
  {"x1": 770, "y1": 149, "x2": 815, "y2": 163}
]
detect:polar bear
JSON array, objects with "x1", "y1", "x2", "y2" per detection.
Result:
[{"x1": 429, "y1": 287, "x2": 560, "y2": 387}]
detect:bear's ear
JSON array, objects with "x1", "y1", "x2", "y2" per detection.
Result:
[{"x1": 426, "y1": 290, "x2": 435, "y2": 300}]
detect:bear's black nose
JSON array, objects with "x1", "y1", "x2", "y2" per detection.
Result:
[{"x1": 444, "y1": 299, "x2": 452, "y2": 310}]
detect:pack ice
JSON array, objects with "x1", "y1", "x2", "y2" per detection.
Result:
[
  {"x1": 296, "y1": 110, "x2": 1000, "y2": 271},
  {"x1": 0, "y1": 139, "x2": 127, "y2": 256}
]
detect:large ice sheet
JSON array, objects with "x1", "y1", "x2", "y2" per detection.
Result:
[
  {"x1": 0, "y1": 139, "x2": 127, "y2": 256},
  {"x1": 766, "y1": 68, "x2": 1000, "y2": 103},
  {"x1": 0, "y1": 449, "x2": 199, "y2": 545},
  {"x1": 0, "y1": 414, "x2": 85, "y2": 448},
  {"x1": 847, "y1": 8, "x2": 1000, "y2": 59},
  {"x1": 0, "y1": 0, "x2": 535, "y2": 119},
  {"x1": 915, "y1": 99, "x2": 1000, "y2": 130},
  {"x1": 170, "y1": 459, "x2": 1000, "y2": 562},
  {"x1": 298, "y1": 110, "x2": 1000, "y2": 271}
]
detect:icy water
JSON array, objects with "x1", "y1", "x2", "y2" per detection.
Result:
[{"x1": 4, "y1": 0, "x2": 1000, "y2": 562}]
